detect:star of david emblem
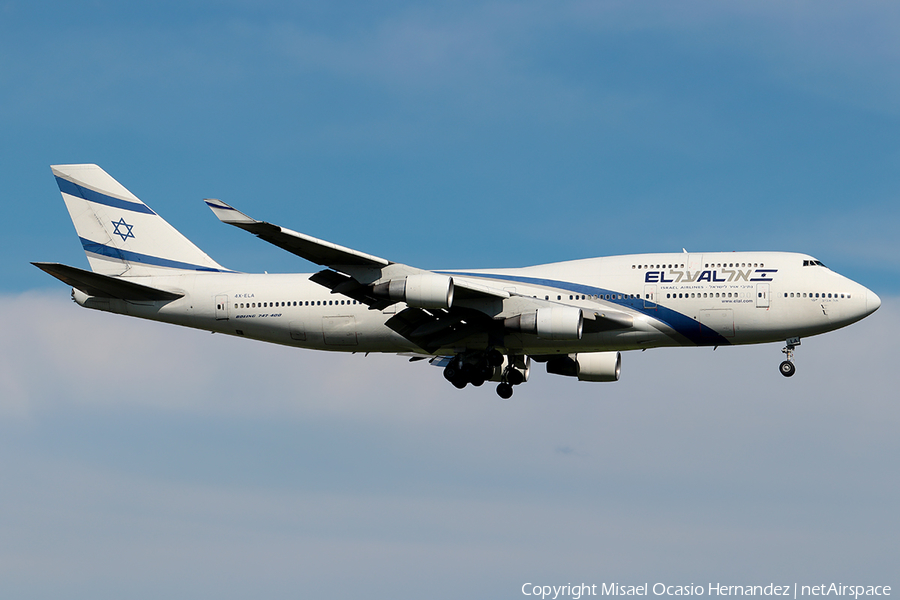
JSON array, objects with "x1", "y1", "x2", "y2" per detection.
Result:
[{"x1": 111, "y1": 217, "x2": 135, "y2": 242}]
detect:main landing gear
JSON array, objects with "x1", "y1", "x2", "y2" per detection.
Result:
[
  {"x1": 443, "y1": 349, "x2": 526, "y2": 398},
  {"x1": 779, "y1": 337, "x2": 800, "y2": 377}
]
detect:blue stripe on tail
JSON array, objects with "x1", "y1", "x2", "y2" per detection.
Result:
[
  {"x1": 57, "y1": 177, "x2": 156, "y2": 215},
  {"x1": 79, "y1": 237, "x2": 234, "y2": 272}
]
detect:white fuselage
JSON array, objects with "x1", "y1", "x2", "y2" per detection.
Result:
[{"x1": 73, "y1": 251, "x2": 879, "y2": 357}]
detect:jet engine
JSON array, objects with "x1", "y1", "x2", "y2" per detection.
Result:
[
  {"x1": 545, "y1": 351, "x2": 621, "y2": 382},
  {"x1": 504, "y1": 306, "x2": 583, "y2": 340},
  {"x1": 372, "y1": 273, "x2": 454, "y2": 309}
]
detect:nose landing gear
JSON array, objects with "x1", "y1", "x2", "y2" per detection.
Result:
[{"x1": 779, "y1": 337, "x2": 800, "y2": 377}]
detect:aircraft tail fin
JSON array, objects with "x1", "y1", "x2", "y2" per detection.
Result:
[{"x1": 51, "y1": 164, "x2": 230, "y2": 276}]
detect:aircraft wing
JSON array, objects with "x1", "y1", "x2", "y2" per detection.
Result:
[
  {"x1": 205, "y1": 199, "x2": 632, "y2": 352},
  {"x1": 205, "y1": 199, "x2": 390, "y2": 269},
  {"x1": 205, "y1": 199, "x2": 510, "y2": 302}
]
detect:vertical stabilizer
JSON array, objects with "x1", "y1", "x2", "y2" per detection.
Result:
[{"x1": 52, "y1": 164, "x2": 229, "y2": 276}]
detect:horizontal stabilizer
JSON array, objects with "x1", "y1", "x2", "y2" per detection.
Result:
[{"x1": 32, "y1": 262, "x2": 183, "y2": 301}]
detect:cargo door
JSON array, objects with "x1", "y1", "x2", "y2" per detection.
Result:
[
  {"x1": 323, "y1": 316, "x2": 358, "y2": 346},
  {"x1": 699, "y1": 308, "x2": 735, "y2": 338}
]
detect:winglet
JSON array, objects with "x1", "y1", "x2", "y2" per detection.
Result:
[{"x1": 205, "y1": 198, "x2": 256, "y2": 224}]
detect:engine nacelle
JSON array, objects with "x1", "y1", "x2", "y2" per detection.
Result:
[
  {"x1": 546, "y1": 352, "x2": 621, "y2": 382},
  {"x1": 504, "y1": 306, "x2": 583, "y2": 340},
  {"x1": 372, "y1": 273, "x2": 454, "y2": 309}
]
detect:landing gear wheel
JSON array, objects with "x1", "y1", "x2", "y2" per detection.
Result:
[
  {"x1": 506, "y1": 369, "x2": 524, "y2": 386},
  {"x1": 496, "y1": 382, "x2": 513, "y2": 399},
  {"x1": 486, "y1": 349, "x2": 504, "y2": 367},
  {"x1": 443, "y1": 363, "x2": 459, "y2": 382},
  {"x1": 780, "y1": 338, "x2": 800, "y2": 378},
  {"x1": 779, "y1": 360, "x2": 796, "y2": 377}
]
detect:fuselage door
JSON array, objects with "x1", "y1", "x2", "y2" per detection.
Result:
[
  {"x1": 643, "y1": 285, "x2": 657, "y2": 309},
  {"x1": 756, "y1": 283, "x2": 770, "y2": 308},
  {"x1": 687, "y1": 254, "x2": 703, "y2": 272},
  {"x1": 215, "y1": 295, "x2": 229, "y2": 320}
]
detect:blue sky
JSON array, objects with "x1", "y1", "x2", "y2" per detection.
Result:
[
  {"x1": 2, "y1": 1, "x2": 898, "y2": 598},
  {"x1": 4, "y1": 0, "x2": 899, "y2": 289}
]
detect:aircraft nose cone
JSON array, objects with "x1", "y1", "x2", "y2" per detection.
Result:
[{"x1": 866, "y1": 288, "x2": 881, "y2": 315}]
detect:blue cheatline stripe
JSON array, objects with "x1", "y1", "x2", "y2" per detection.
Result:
[
  {"x1": 79, "y1": 237, "x2": 234, "y2": 272},
  {"x1": 56, "y1": 176, "x2": 156, "y2": 215},
  {"x1": 439, "y1": 271, "x2": 731, "y2": 346}
]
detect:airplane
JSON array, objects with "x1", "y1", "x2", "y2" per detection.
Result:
[{"x1": 34, "y1": 164, "x2": 882, "y2": 399}]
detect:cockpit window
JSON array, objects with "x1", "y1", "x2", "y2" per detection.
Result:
[{"x1": 803, "y1": 259, "x2": 827, "y2": 267}]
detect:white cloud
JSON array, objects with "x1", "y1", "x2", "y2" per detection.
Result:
[{"x1": 1, "y1": 289, "x2": 897, "y2": 598}]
